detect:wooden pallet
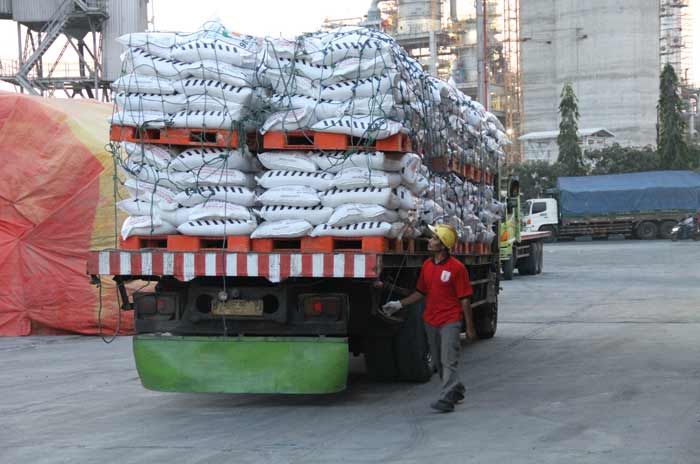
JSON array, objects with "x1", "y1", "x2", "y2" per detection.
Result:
[
  {"x1": 110, "y1": 125, "x2": 260, "y2": 149},
  {"x1": 263, "y1": 130, "x2": 413, "y2": 153}
]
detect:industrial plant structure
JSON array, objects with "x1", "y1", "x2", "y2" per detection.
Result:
[
  {"x1": 0, "y1": 0, "x2": 148, "y2": 99},
  {"x1": 331, "y1": 0, "x2": 697, "y2": 162},
  {"x1": 0, "y1": 0, "x2": 695, "y2": 157}
]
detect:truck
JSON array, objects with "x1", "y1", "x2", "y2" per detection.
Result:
[
  {"x1": 499, "y1": 177, "x2": 550, "y2": 280},
  {"x1": 523, "y1": 171, "x2": 700, "y2": 240},
  {"x1": 87, "y1": 174, "x2": 500, "y2": 394},
  {"x1": 88, "y1": 127, "x2": 502, "y2": 394}
]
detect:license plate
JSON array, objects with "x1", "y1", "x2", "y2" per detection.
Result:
[{"x1": 212, "y1": 299, "x2": 263, "y2": 317}]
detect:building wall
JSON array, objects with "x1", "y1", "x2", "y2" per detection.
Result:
[
  {"x1": 102, "y1": 0, "x2": 148, "y2": 81},
  {"x1": 521, "y1": 0, "x2": 660, "y2": 161}
]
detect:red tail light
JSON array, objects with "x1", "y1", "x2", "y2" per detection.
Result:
[{"x1": 300, "y1": 294, "x2": 346, "y2": 321}]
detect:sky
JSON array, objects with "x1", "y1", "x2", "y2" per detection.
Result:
[
  {"x1": 150, "y1": 0, "x2": 370, "y2": 37},
  {"x1": 0, "y1": 0, "x2": 697, "y2": 86}
]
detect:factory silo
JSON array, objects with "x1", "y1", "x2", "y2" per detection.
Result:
[
  {"x1": 520, "y1": 0, "x2": 660, "y2": 160},
  {"x1": 102, "y1": 0, "x2": 149, "y2": 82}
]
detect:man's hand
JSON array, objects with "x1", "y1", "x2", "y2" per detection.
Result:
[
  {"x1": 381, "y1": 300, "x2": 403, "y2": 316},
  {"x1": 466, "y1": 326, "x2": 477, "y2": 341}
]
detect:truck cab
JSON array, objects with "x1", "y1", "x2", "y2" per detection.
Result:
[{"x1": 523, "y1": 198, "x2": 558, "y2": 234}]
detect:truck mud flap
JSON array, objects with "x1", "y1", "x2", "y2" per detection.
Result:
[{"x1": 133, "y1": 335, "x2": 348, "y2": 394}]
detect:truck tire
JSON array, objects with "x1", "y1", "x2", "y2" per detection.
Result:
[
  {"x1": 635, "y1": 221, "x2": 658, "y2": 240},
  {"x1": 517, "y1": 245, "x2": 537, "y2": 276},
  {"x1": 502, "y1": 252, "x2": 515, "y2": 280},
  {"x1": 474, "y1": 301, "x2": 498, "y2": 339},
  {"x1": 539, "y1": 225, "x2": 557, "y2": 243},
  {"x1": 365, "y1": 336, "x2": 398, "y2": 381},
  {"x1": 659, "y1": 221, "x2": 677, "y2": 239},
  {"x1": 394, "y1": 303, "x2": 432, "y2": 382}
]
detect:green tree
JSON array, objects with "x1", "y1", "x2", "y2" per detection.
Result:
[
  {"x1": 507, "y1": 161, "x2": 562, "y2": 201},
  {"x1": 586, "y1": 144, "x2": 660, "y2": 175},
  {"x1": 556, "y1": 82, "x2": 586, "y2": 176},
  {"x1": 657, "y1": 64, "x2": 690, "y2": 169}
]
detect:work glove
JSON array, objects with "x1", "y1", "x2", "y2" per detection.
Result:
[{"x1": 381, "y1": 300, "x2": 403, "y2": 317}]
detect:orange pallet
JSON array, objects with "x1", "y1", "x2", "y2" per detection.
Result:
[
  {"x1": 119, "y1": 235, "x2": 252, "y2": 252},
  {"x1": 263, "y1": 130, "x2": 413, "y2": 153},
  {"x1": 427, "y1": 158, "x2": 495, "y2": 186},
  {"x1": 251, "y1": 236, "x2": 414, "y2": 253},
  {"x1": 110, "y1": 125, "x2": 260, "y2": 149},
  {"x1": 120, "y1": 235, "x2": 169, "y2": 250}
]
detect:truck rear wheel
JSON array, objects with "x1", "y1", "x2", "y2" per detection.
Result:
[
  {"x1": 517, "y1": 245, "x2": 538, "y2": 276},
  {"x1": 635, "y1": 221, "x2": 658, "y2": 240},
  {"x1": 474, "y1": 301, "x2": 498, "y2": 339},
  {"x1": 365, "y1": 336, "x2": 398, "y2": 381},
  {"x1": 502, "y1": 252, "x2": 515, "y2": 280},
  {"x1": 394, "y1": 303, "x2": 432, "y2": 382}
]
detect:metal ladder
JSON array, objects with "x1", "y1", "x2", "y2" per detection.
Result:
[{"x1": 16, "y1": 0, "x2": 107, "y2": 95}]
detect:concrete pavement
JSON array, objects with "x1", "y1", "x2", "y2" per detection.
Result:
[{"x1": 1, "y1": 240, "x2": 699, "y2": 463}]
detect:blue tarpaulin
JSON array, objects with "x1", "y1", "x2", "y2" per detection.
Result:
[{"x1": 557, "y1": 171, "x2": 700, "y2": 217}]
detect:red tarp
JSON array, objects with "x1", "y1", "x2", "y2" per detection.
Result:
[{"x1": 0, "y1": 92, "x2": 132, "y2": 336}]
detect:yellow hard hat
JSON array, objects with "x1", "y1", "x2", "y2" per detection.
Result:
[{"x1": 428, "y1": 223, "x2": 458, "y2": 249}]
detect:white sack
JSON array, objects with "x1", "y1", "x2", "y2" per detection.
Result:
[
  {"x1": 111, "y1": 110, "x2": 170, "y2": 128},
  {"x1": 171, "y1": 38, "x2": 258, "y2": 68},
  {"x1": 256, "y1": 170, "x2": 334, "y2": 191},
  {"x1": 312, "y1": 151, "x2": 402, "y2": 173},
  {"x1": 321, "y1": 187, "x2": 400, "y2": 209},
  {"x1": 260, "y1": 107, "x2": 315, "y2": 134},
  {"x1": 187, "y1": 201, "x2": 255, "y2": 222},
  {"x1": 111, "y1": 74, "x2": 177, "y2": 94},
  {"x1": 172, "y1": 79, "x2": 253, "y2": 104},
  {"x1": 257, "y1": 185, "x2": 320, "y2": 207},
  {"x1": 175, "y1": 186, "x2": 256, "y2": 207},
  {"x1": 332, "y1": 167, "x2": 401, "y2": 189},
  {"x1": 121, "y1": 215, "x2": 177, "y2": 240},
  {"x1": 188, "y1": 60, "x2": 258, "y2": 87},
  {"x1": 169, "y1": 109, "x2": 242, "y2": 129},
  {"x1": 117, "y1": 198, "x2": 160, "y2": 217},
  {"x1": 396, "y1": 186, "x2": 419, "y2": 210},
  {"x1": 311, "y1": 221, "x2": 393, "y2": 238},
  {"x1": 178, "y1": 219, "x2": 257, "y2": 236},
  {"x1": 311, "y1": 116, "x2": 404, "y2": 139},
  {"x1": 327, "y1": 203, "x2": 399, "y2": 227},
  {"x1": 115, "y1": 92, "x2": 187, "y2": 114},
  {"x1": 123, "y1": 142, "x2": 177, "y2": 170},
  {"x1": 255, "y1": 205, "x2": 333, "y2": 226},
  {"x1": 124, "y1": 47, "x2": 196, "y2": 79},
  {"x1": 319, "y1": 74, "x2": 395, "y2": 100},
  {"x1": 170, "y1": 147, "x2": 256, "y2": 172},
  {"x1": 257, "y1": 151, "x2": 317, "y2": 172},
  {"x1": 251, "y1": 220, "x2": 313, "y2": 239}
]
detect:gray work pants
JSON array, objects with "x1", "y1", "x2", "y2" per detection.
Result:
[{"x1": 424, "y1": 321, "x2": 462, "y2": 401}]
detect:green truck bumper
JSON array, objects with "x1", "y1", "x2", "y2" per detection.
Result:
[{"x1": 133, "y1": 335, "x2": 349, "y2": 394}]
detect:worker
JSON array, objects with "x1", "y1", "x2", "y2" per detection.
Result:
[{"x1": 381, "y1": 223, "x2": 475, "y2": 413}]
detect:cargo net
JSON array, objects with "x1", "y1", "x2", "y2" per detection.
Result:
[{"x1": 110, "y1": 21, "x2": 507, "y2": 246}]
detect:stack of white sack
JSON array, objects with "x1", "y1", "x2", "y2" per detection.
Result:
[
  {"x1": 248, "y1": 150, "x2": 430, "y2": 239},
  {"x1": 111, "y1": 21, "x2": 266, "y2": 131},
  {"x1": 258, "y1": 27, "x2": 509, "y2": 175},
  {"x1": 259, "y1": 27, "x2": 420, "y2": 140},
  {"x1": 117, "y1": 142, "x2": 261, "y2": 238}
]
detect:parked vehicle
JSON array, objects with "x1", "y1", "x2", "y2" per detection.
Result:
[
  {"x1": 499, "y1": 177, "x2": 550, "y2": 280},
  {"x1": 524, "y1": 171, "x2": 700, "y2": 240},
  {"x1": 670, "y1": 217, "x2": 700, "y2": 241}
]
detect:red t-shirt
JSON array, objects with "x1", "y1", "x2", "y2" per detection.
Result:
[{"x1": 416, "y1": 256, "x2": 473, "y2": 328}]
